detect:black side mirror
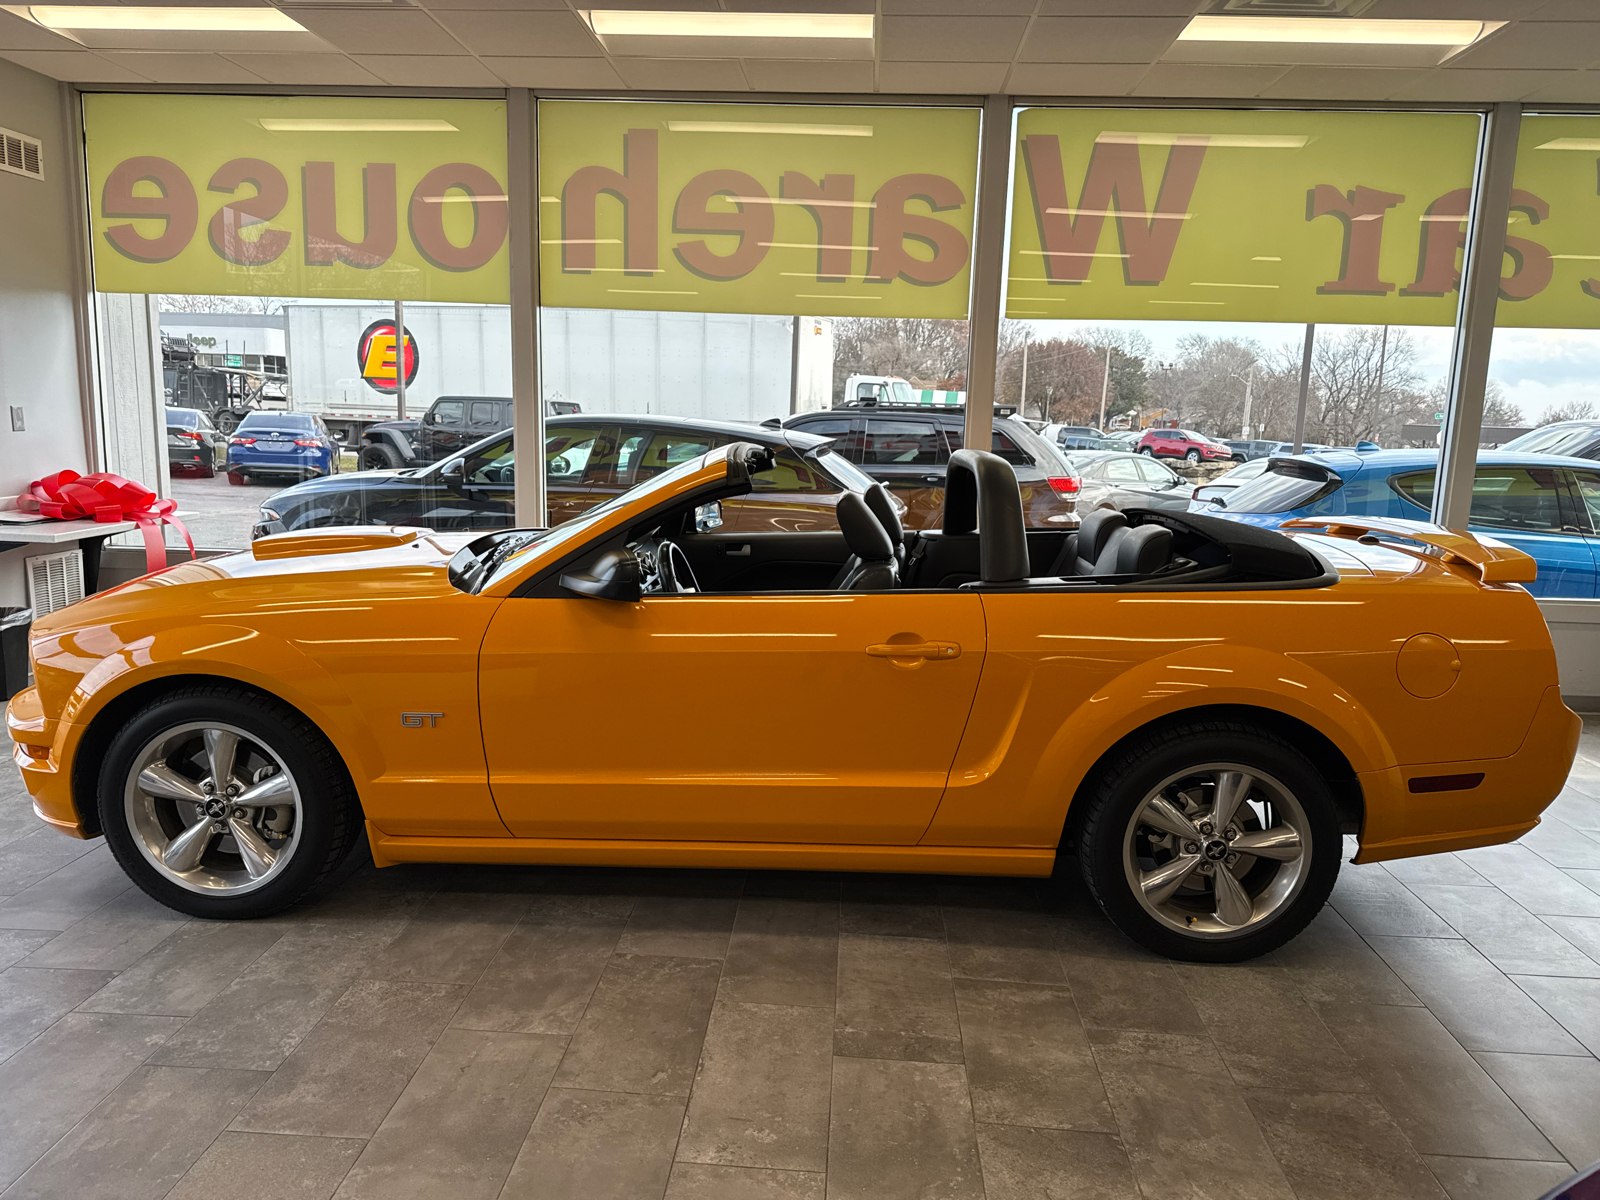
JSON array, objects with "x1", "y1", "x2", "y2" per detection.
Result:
[{"x1": 560, "y1": 548, "x2": 643, "y2": 602}]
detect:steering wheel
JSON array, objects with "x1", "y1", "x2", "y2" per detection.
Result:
[{"x1": 655, "y1": 540, "x2": 700, "y2": 594}]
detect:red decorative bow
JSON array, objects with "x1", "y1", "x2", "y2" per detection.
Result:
[{"x1": 17, "y1": 471, "x2": 195, "y2": 576}]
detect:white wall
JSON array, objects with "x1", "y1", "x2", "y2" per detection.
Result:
[{"x1": 0, "y1": 60, "x2": 87, "y2": 607}]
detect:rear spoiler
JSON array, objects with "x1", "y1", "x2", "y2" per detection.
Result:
[{"x1": 1278, "y1": 515, "x2": 1536, "y2": 584}]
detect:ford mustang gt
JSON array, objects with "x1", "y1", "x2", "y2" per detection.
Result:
[{"x1": 6, "y1": 444, "x2": 1580, "y2": 961}]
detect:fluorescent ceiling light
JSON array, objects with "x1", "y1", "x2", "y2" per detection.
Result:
[
  {"x1": 1097, "y1": 132, "x2": 1309, "y2": 149},
  {"x1": 586, "y1": 10, "x2": 873, "y2": 40},
  {"x1": 667, "y1": 121, "x2": 871, "y2": 138},
  {"x1": 1177, "y1": 15, "x2": 1498, "y2": 47},
  {"x1": 1537, "y1": 138, "x2": 1600, "y2": 151},
  {"x1": 23, "y1": 5, "x2": 306, "y2": 31},
  {"x1": 258, "y1": 118, "x2": 457, "y2": 132}
]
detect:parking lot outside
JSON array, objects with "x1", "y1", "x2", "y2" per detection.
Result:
[
  {"x1": 1, "y1": 720, "x2": 1598, "y2": 1200},
  {"x1": 168, "y1": 456, "x2": 357, "y2": 552}
]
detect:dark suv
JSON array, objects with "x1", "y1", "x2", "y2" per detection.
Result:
[
  {"x1": 780, "y1": 407, "x2": 1079, "y2": 529},
  {"x1": 359, "y1": 397, "x2": 582, "y2": 471}
]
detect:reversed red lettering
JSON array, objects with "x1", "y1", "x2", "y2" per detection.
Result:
[
  {"x1": 673, "y1": 170, "x2": 773, "y2": 281},
  {"x1": 303, "y1": 162, "x2": 397, "y2": 270},
  {"x1": 409, "y1": 163, "x2": 508, "y2": 272},
  {"x1": 206, "y1": 158, "x2": 289, "y2": 267},
  {"x1": 1306, "y1": 184, "x2": 1404, "y2": 295},
  {"x1": 781, "y1": 172, "x2": 855, "y2": 281},
  {"x1": 102, "y1": 156, "x2": 197, "y2": 264},
  {"x1": 561, "y1": 129, "x2": 658, "y2": 275},
  {"x1": 865, "y1": 174, "x2": 968, "y2": 286}
]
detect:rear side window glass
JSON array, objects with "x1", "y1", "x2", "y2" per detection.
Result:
[
  {"x1": 1103, "y1": 458, "x2": 1141, "y2": 483},
  {"x1": 752, "y1": 449, "x2": 838, "y2": 494},
  {"x1": 1222, "y1": 460, "x2": 1343, "y2": 514},
  {"x1": 989, "y1": 430, "x2": 1030, "y2": 465},
  {"x1": 469, "y1": 401, "x2": 499, "y2": 424},
  {"x1": 863, "y1": 419, "x2": 945, "y2": 466},
  {"x1": 796, "y1": 418, "x2": 863, "y2": 463},
  {"x1": 1393, "y1": 467, "x2": 1566, "y2": 534},
  {"x1": 1574, "y1": 471, "x2": 1600, "y2": 532}
]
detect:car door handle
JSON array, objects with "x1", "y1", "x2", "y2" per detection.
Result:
[
  {"x1": 866, "y1": 641, "x2": 961, "y2": 661},
  {"x1": 723, "y1": 544, "x2": 751, "y2": 556}
]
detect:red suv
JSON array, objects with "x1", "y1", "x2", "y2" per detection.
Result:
[{"x1": 1136, "y1": 428, "x2": 1233, "y2": 463}]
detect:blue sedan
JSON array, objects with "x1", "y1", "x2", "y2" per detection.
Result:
[
  {"x1": 1189, "y1": 447, "x2": 1600, "y2": 598},
  {"x1": 227, "y1": 412, "x2": 340, "y2": 484}
]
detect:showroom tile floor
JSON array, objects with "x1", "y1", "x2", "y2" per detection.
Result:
[{"x1": 3, "y1": 723, "x2": 1600, "y2": 1200}]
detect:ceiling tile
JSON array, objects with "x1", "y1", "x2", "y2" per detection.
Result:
[
  {"x1": 430, "y1": 10, "x2": 601, "y2": 58},
  {"x1": 1362, "y1": 0, "x2": 1543, "y2": 15},
  {"x1": 1131, "y1": 63, "x2": 1288, "y2": 97},
  {"x1": 1258, "y1": 65, "x2": 1431, "y2": 100},
  {"x1": 1449, "y1": 21, "x2": 1600, "y2": 70},
  {"x1": 1021, "y1": 17, "x2": 1188, "y2": 63},
  {"x1": 482, "y1": 55, "x2": 624, "y2": 87},
  {"x1": 1521, "y1": 70, "x2": 1600, "y2": 101},
  {"x1": 723, "y1": 0, "x2": 874, "y2": 10},
  {"x1": 289, "y1": 9, "x2": 469, "y2": 56},
  {"x1": 611, "y1": 56, "x2": 749, "y2": 89},
  {"x1": 877, "y1": 59, "x2": 1007, "y2": 93},
  {"x1": 0, "y1": 10, "x2": 85, "y2": 52},
  {"x1": 1390, "y1": 67, "x2": 1569, "y2": 99},
  {"x1": 94, "y1": 51, "x2": 268, "y2": 83},
  {"x1": 1041, "y1": 0, "x2": 1202, "y2": 13},
  {"x1": 418, "y1": 0, "x2": 569, "y2": 7},
  {"x1": 0, "y1": 48, "x2": 150, "y2": 81},
  {"x1": 880, "y1": 15, "x2": 1030, "y2": 62},
  {"x1": 882, "y1": 0, "x2": 1034, "y2": 12},
  {"x1": 1526, "y1": 0, "x2": 1600, "y2": 17},
  {"x1": 221, "y1": 52, "x2": 383, "y2": 86},
  {"x1": 350, "y1": 53, "x2": 503, "y2": 85},
  {"x1": 740, "y1": 58, "x2": 873, "y2": 92},
  {"x1": 1006, "y1": 62, "x2": 1147, "y2": 94}
]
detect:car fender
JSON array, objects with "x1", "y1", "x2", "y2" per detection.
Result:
[
  {"x1": 927, "y1": 641, "x2": 1394, "y2": 847},
  {"x1": 48, "y1": 621, "x2": 386, "y2": 796},
  {"x1": 362, "y1": 426, "x2": 416, "y2": 461}
]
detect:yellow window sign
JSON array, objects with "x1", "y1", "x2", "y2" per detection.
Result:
[
  {"x1": 1500, "y1": 115, "x2": 1600, "y2": 329},
  {"x1": 83, "y1": 94, "x2": 510, "y2": 304},
  {"x1": 1007, "y1": 108, "x2": 1483, "y2": 326},
  {"x1": 538, "y1": 101, "x2": 980, "y2": 319}
]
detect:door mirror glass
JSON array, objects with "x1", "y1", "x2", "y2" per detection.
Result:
[
  {"x1": 694, "y1": 502, "x2": 723, "y2": 533},
  {"x1": 560, "y1": 547, "x2": 643, "y2": 602}
]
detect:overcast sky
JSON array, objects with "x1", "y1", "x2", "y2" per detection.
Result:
[{"x1": 1023, "y1": 318, "x2": 1600, "y2": 426}]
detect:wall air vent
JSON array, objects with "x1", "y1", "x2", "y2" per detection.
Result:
[
  {"x1": 0, "y1": 126, "x2": 43, "y2": 182},
  {"x1": 1210, "y1": 0, "x2": 1376, "y2": 13},
  {"x1": 26, "y1": 550, "x2": 83, "y2": 617}
]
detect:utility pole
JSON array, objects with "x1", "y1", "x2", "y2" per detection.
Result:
[
  {"x1": 1045, "y1": 384, "x2": 1053, "y2": 421},
  {"x1": 1292, "y1": 324, "x2": 1315, "y2": 454},
  {"x1": 1097, "y1": 345, "x2": 1113, "y2": 431},
  {"x1": 1239, "y1": 363, "x2": 1255, "y2": 440},
  {"x1": 393, "y1": 299, "x2": 407, "y2": 421},
  {"x1": 1020, "y1": 341, "x2": 1030, "y2": 419}
]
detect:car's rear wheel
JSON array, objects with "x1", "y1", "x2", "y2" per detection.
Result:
[
  {"x1": 361, "y1": 443, "x2": 403, "y2": 471},
  {"x1": 1075, "y1": 721, "x2": 1339, "y2": 961},
  {"x1": 99, "y1": 687, "x2": 362, "y2": 919}
]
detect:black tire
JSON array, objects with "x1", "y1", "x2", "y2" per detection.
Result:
[
  {"x1": 1074, "y1": 720, "x2": 1340, "y2": 962},
  {"x1": 361, "y1": 443, "x2": 403, "y2": 471},
  {"x1": 1185, "y1": 449, "x2": 1202, "y2": 463},
  {"x1": 98, "y1": 685, "x2": 362, "y2": 920}
]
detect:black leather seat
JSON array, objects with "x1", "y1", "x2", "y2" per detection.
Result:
[
  {"x1": 1055, "y1": 508, "x2": 1127, "y2": 576},
  {"x1": 1052, "y1": 507, "x2": 1175, "y2": 577},
  {"x1": 862, "y1": 483, "x2": 907, "y2": 568},
  {"x1": 829, "y1": 492, "x2": 900, "y2": 590}
]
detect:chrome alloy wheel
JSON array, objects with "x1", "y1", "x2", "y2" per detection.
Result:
[
  {"x1": 123, "y1": 721, "x2": 302, "y2": 896},
  {"x1": 1121, "y1": 762, "x2": 1311, "y2": 940}
]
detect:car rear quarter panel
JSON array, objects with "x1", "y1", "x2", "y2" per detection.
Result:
[
  {"x1": 922, "y1": 558, "x2": 1562, "y2": 850},
  {"x1": 28, "y1": 552, "x2": 508, "y2": 838}
]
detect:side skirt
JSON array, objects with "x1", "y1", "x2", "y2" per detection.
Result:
[{"x1": 364, "y1": 822, "x2": 1055, "y2": 877}]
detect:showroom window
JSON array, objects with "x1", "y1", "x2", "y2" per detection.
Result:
[
  {"x1": 81, "y1": 93, "x2": 512, "y2": 550},
  {"x1": 1483, "y1": 114, "x2": 1600, "y2": 475},
  {"x1": 996, "y1": 106, "x2": 1485, "y2": 464},
  {"x1": 536, "y1": 99, "x2": 981, "y2": 532}
]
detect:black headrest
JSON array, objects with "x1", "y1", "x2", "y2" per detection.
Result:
[
  {"x1": 944, "y1": 449, "x2": 1028, "y2": 583},
  {"x1": 837, "y1": 491, "x2": 895, "y2": 562},
  {"x1": 863, "y1": 483, "x2": 904, "y2": 545},
  {"x1": 1076, "y1": 507, "x2": 1127, "y2": 565},
  {"x1": 1115, "y1": 524, "x2": 1173, "y2": 575}
]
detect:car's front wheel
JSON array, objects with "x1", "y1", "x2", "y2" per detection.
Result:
[
  {"x1": 361, "y1": 443, "x2": 404, "y2": 471},
  {"x1": 1185, "y1": 449, "x2": 1202, "y2": 463},
  {"x1": 99, "y1": 686, "x2": 362, "y2": 919},
  {"x1": 1075, "y1": 720, "x2": 1340, "y2": 961},
  {"x1": 1137, "y1": 446, "x2": 1153, "y2": 456}
]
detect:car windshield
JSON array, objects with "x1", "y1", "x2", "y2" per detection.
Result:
[
  {"x1": 1502, "y1": 424, "x2": 1598, "y2": 456},
  {"x1": 474, "y1": 450, "x2": 719, "y2": 593}
]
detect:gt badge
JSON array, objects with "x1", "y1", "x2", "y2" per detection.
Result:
[{"x1": 401, "y1": 712, "x2": 444, "y2": 727}]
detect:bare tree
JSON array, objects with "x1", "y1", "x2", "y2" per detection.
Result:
[
  {"x1": 1306, "y1": 326, "x2": 1427, "y2": 446},
  {"x1": 156, "y1": 294, "x2": 284, "y2": 316},
  {"x1": 831, "y1": 318, "x2": 969, "y2": 402},
  {"x1": 1540, "y1": 399, "x2": 1598, "y2": 425}
]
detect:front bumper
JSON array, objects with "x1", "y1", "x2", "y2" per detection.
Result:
[
  {"x1": 1354, "y1": 684, "x2": 1581, "y2": 862},
  {"x1": 5, "y1": 685, "x2": 89, "y2": 839}
]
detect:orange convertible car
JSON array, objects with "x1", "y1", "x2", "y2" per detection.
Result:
[{"x1": 5, "y1": 444, "x2": 1581, "y2": 960}]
